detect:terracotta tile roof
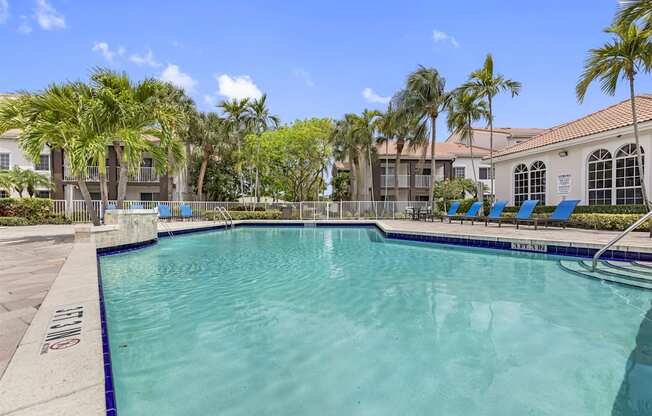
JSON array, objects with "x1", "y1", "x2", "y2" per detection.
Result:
[
  {"x1": 377, "y1": 141, "x2": 489, "y2": 159},
  {"x1": 494, "y1": 95, "x2": 652, "y2": 158}
]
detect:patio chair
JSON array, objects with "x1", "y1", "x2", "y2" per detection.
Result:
[
  {"x1": 180, "y1": 204, "x2": 193, "y2": 221},
  {"x1": 157, "y1": 204, "x2": 172, "y2": 221},
  {"x1": 515, "y1": 199, "x2": 580, "y2": 230},
  {"x1": 468, "y1": 200, "x2": 508, "y2": 226},
  {"x1": 488, "y1": 199, "x2": 539, "y2": 227},
  {"x1": 106, "y1": 203, "x2": 117, "y2": 210},
  {"x1": 449, "y1": 201, "x2": 483, "y2": 224},
  {"x1": 439, "y1": 201, "x2": 462, "y2": 222}
]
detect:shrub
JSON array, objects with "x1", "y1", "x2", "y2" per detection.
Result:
[
  {"x1": 0, "y1": 214, "x2": 70, "y2": 226},
  {"x1": 566, "y1": 213, "x2": 651, "y2": 232},
  {"x1": 208, "y1": 210, "x2": 282, "y2": 220},
  {"x1": 503, "y1": 204, "x2": 647, "y2": 215},
  {"x1": 227, "y1": 205, "x2": 266, "y2": 212},
  {"x1": 0, "y1": 198, "x2": 55, "y2": 219},
  {"x1": 0, "y1": 216, "x2": 29, "y2": 226}
]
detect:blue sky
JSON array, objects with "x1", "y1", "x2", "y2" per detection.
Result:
[{"x1": 2, "y1": 0, "x2": 651, "y2": 140}]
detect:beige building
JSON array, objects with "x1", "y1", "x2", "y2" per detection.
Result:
[{"x1": 492, "y1": 95, "x2": 652, "y2": 207}]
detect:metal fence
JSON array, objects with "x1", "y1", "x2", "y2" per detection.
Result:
[{"x1": 49, "y1": 200, "x2": 435, "y2": 223}]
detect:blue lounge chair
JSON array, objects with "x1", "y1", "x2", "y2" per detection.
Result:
[
  {"x1": 488, "y1": 199, "x2": 539, "y2": 227},
  {"x1": 130, "y1": 203, "x2": 144, "y2": 209},
  {"x1": 516, "y1": 199, "x2": 580, "y2": 230},
  {"x1": 106, "y1": 203, "x2": 117, "y2": 210},
  {"x1": 158, "y1": 204, "x2": 171, "y2": 220},
  {"x1": 480, "y1": 200, "x2": 508, "y2": 226},
  {"x1": 439, "y1": 201, "x2": 461, "y2": 222},
  {"x1": 451, "y1": 201, "x2": 483, "y2": 224},
  {"x1": 180, "y1": 204, "x2": 192, "y2": 221}
]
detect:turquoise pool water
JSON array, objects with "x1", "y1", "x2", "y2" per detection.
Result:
[{"x1": 99, "y1": 226, "x2": 652, "y2": 415}]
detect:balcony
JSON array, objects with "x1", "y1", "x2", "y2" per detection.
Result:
[
  {"x1": 119, "y1": 166, "x2": 159, "y2": 183},
  {"x1": 64, "y1": 166, "x2": 103, "y2": 182},
  {"x1": 381, "y1": 175, "x2": 409, "y2": 188},
  {"x1": 64, "y1": 166, "x2": 159, "y2": 183},
  {"x1": 414, "y1": 174, "x2": 431, "y2": 188}
]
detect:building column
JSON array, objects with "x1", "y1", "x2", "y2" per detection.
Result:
[
  {"x1": 160, "y1": 174, "x2": 169, "y2": 201},
  {"x1": 408, "y1": 161, "x2": 415, "y2": 201},
  {"x1": 51, "y1": 149, "x2": 64, "y2": 199},
  {"x1": 108, "y1": 147, "x2": 118, "y2": 200}
]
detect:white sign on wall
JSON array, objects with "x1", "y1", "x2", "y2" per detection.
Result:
[{"x1": 557, "y1": 174, "x2": 571, "y2": 195}]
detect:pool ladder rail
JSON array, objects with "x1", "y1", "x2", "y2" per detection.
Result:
[
  {"x1": 590, "y1": 209, "x2": 652, "y2": 271},
  {"x1": 559, "y1": 259, "x2": 652, "y2": 290},
  {"x1": 215, "y1": 207, "x2": 233, "y2": 229}
]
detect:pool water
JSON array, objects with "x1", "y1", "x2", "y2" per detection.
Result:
[{"x1": 99, "y1": 227, "x2": 652, "y2": 415}]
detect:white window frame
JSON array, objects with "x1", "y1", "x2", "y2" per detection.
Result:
[
  {"x1": 453, "y1": 166, "x2": 466, "y2": 178},
  {"x1": 0, "y1": 152, "x2": 10, "y2": 170}
]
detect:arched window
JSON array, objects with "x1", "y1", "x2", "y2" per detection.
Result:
[
  {"x1": 514, "y1": 164, "x2": 529, "y2": 206},
  {"x1": 615, "y1": 144, "x2": 644, "y2": 205},
  {"x1": 588, "y1": 149, "x2": 612, "y2": 205},
  {"x1": 529, "y1": 161, "x2": 546, "y2": 203}
]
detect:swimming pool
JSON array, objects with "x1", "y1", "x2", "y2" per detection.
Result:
[{"x1": 99, "y1": 226, "x2": 652, "y2": 415}]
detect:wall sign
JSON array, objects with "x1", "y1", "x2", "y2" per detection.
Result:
[
  {"x1": 40, "y1": 305, "x2": 84, "y2": 354},
  {"x1": 511, "y1": 242, "x2": 547, "y2": 253},
  {"x1": 557, "y1": 174, "x2": 571, "y2": 195}
]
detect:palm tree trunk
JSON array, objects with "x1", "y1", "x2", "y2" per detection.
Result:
[
  {"x1": 197, "y1": 156, "x2": 208, "y2": 201},
  {"x1": 99, "y1": 169, "x2": 109, "y2": 214},
  {"x1": 629, "y1": 78, "x2": 650, "y2": 211},
  {"x1": 395, "y1": 151, "x2": 401, "y2": 202},
  {"x1": 429, "y1": 115, "x2": 437, "y2": 212},
  {"x1": 488, "y1": 96, "x2": 494, "y2": 201},
  {"x1": 78, "y1": 179, "x2": 100, "y2": 226},
  {"x1": 167, "y1": 149, "x2": 174, "y2": 201},
  {"x1": 368, "y1": 145, "x2": 375, "y2": 203},
  {"x1": 113, "y1": 141, "x2": 128, "y2": 208}
]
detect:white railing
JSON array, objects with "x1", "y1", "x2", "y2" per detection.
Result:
[
  {"x1": 414, "y1": 175, "x2": 431, "y2": 188},
  {"x1": 48, "y1": 200, "x2": 437, "y2": 223},
  {"x1": 380, "y1": 175, "x2": 410, "y2": 188},
  {"x1": 63, "y1": 166, "x2": 103, "y2": 182},
  {"x1": 117, "y1": 167, "x2": 159, "y2": 182}
]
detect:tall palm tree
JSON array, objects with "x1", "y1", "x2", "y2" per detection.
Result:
[
  {"x1": 247, "y1": 94, "x2": 279, "y2": 202},
  {"x1": 576, "y1": 22, "x2": 652, "y2": 209},
  {"x1": 22, "y1": 169, "x2": 52, "y2": 197},
  {"x1": 617, "y1": 0, "x2": 652, "y2": 29},
  {"x1": 190, "y1": 112, "x2": 226, "y2": 200},
  {"x1": 351, "y1": 109, "x2": 381, "y2": 202},
  {"x1": 0, "y1": 171, "x2": 12, "y2": 196},
  {"x1": 0, "y1": 85, "x2": 104, "y2": 225},
  {"x1": 219, "y1": 98, "x2": 252, "y2": 197},
  {"x1": 461, "y1": 54, "x2": 521, "y2": 199},
  {"x1": 395, "y1": 66, "x2": 449, "y2": 209},
  {"x1": 447, "y1": 90, "x2": 489, "y2": 187},
  {"x1": 332, "y1": 114, "x2": 361, "y2": 200},
  {"x1": 7, "y1": 166, "x2": 27, "y2": 197}
]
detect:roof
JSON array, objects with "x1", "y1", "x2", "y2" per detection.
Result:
[
  {"x1": 444, "y1": 126, "x2": 546, "y2": 142},
  {"x1": 376, "y1": 141, "x2": 489, "y2": 159},
  {"x1": 0, "y1": 129, "x2": 20, "y2": 139},
  {"x1": 494, "y1": 95, "x2": 652, "y2": 158}
]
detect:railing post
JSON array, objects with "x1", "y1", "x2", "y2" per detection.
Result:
[
  {"x1": 340, "y1": 201, "x2": 343, "y2": 220},
  {"x1": 357, "y1": 201, "x2": 361, "y2": 219},
  {"x1": 392, "y1": 201, "x2": 395, "y2": 220},
  {"x1": 300, "y1": 202, "x2": 303, "y2": 220}
]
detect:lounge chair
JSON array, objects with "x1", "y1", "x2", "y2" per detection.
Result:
[
  {"x1": 515, "y1": 199, "x2": 580, "y2": 230},
  {"x1": 439, "y1": 201, "x2": 462, "y2": 222},
  {"x1": 487, "y1": 199, "x2": 539, "y2": 227},
  {"x1": 180, "y1": 204, "x2": 192, "y2": 221},
  {"x1": 158, "y1": 204, "x2": 172, "y2": 220},
  {"x1": 450, "y1": 201, "x2": 483, "y2": 224},
  {"x1": 106, "y1": 203, "x2": 117, "y2": 210},
  {"x1": 469, "y1": 200, "x2": 508, "y2": 225}
]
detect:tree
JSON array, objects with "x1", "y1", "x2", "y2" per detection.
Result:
[
  {"x1": 246, "y1": 119, "x2": 333, "y2": 201},
  {"x1": 219, "y1": 98, "x2": 252, "y2": 197},
  {"x1": 576, "y1": 22, "x2": 652, "y2": 210},
  {"x1": 351, "y1": 109, "x2": 381, "y2": 201},
  {"x1": 461, "y1": 54, "x2": 521, "y2": 199},
  {"x1": 0, "y1": 85, "x2": 104, "y2": 225},
  {"x1": 332, "y1": 114, "x2": 362, "y2": 200},
  {"x1": 447, "y1": 90, "x2": 489, "y2": 188},
  {"x1": 189, "y1": 112, "x2": 226, "y2": 200},
  {"x1": 617, "y1": 0, "x2": 652, "y2": 29},
  {"x1": 395, "y1": 66, "x2": 449, "y2": 210},
  {"x1": 433, "y1": 178, "x2": 477, "y2": 210},
  {"x1": 7, "y1": 166, "x2": 27, "y2": 197},
  {"x1": 0, "y1": 170, "x2": 12, "y2": 195},
  {"x1": 247, "y1": 94, "x2": 280, "y2": 202},
  {"x1": 331, "y1": 171, "x2": 351, "y2": 201},
  {"x1": 22, "y1": 169, "x2": 52, "y2": 197}
]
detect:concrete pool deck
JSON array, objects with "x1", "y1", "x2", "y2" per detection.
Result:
[{"x1": 2, "y1": 218, "x2": 652, "y2": 415}]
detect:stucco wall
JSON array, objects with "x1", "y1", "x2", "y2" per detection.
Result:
[{"x1": 494, "y1": 127, "x2": 652, "y2": 206}]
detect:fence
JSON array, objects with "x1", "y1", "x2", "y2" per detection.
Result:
[{"x1": 49, "y1": 200, "x2": 436, "y2": 223}]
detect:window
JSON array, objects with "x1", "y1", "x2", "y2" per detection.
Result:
[
  {"x1": 35, "y1": 154, "x2": 50, "y2": 171},
  {"x1": 141, "y1": 158, "x2": 153, "y2": 168},
  {"x1": 0, "y1": 190, "x2": 8, "y2": 198},
  {"x1": 35, "y1": 190, "x2": 50, "y2": 199},
  {"x1": 513, "y1": 164, "x2": 529, "y2": 206},
  {"x1": 140, "y1": 192, "x2": 160, "y2": 201},
  {"x1": 417, "y1": 195, "x2": 430, "y2": 202},
  {"x1": 0, "y1": 153, "x2": 9, "y2": 170},
  {"x1": 453, "y1": 166, "x2": 466, "y2": 178},
  {"x1": 479, "y1": 167, "x2": 494, "y2": 180},
  {"x1": 529, "y1": 161, "x2": 546, "y2": 202},
  {"x1": 615, "y1": 144, "x2": 644, "y2": 205},
  {"x1": 588, "y1": 149, "x2": 613, "y2": 205},
  {"x1": 90, "y1": 192, "x2": 101, "y2": 201}
]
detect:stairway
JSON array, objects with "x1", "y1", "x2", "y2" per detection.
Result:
[{"x1": 558, "y1": 259, "x2": 652, "y2": 290}]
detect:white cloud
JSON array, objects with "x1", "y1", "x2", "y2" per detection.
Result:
[
  {"x1": 293, "y1": 67, "x2": 315, "y2": 87},
  {"x1": 216, "y1": 74, "x2": 262, "y2": 100},
  {"x1": 432, "y1": 29, "x2": 459, "y2": 47},
  {"x1": 203, "y1": 95, "x2": 217, "y2": 107},
  {"x1": 35, "y1": 0, "x2": 65, "y2": 30},
  {"x1": 92, "y1": 41, "x2": 117, "y2": 62},
  {"x1": 18, "y1": 15, "x2": 32, "y2": 34},
  {"x1": 362, "y1": 87, "x2": 390, "y2": 104},
  {"x1": 0, "y1": 0, "x2": 9, "y2": 24},
  {"x1": 117, "y1": 46, "x2": 126, "y2": 56},
  {"x1": 129, "y1": 49, "x2": 161, "y2": 68},
  {"x1": 159, "y1": 64, "x2": 197, "y2": 92}
]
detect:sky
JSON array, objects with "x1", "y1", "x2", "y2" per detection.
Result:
[{"x1": 2, "y1": 0, "x2": 652, "y2": 141}]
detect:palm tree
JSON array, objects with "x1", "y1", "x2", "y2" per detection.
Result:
[
  {"x1": 0, "y1": 85, "x2": 104, "y2": 225},
  {"x1": 247, "y1": 94, "x2": 279, "y2": 202},
  {"x1": 190, "y1": 112, "x2": 226, "y2": 200},
  {"x1": 395, "y1": 66, "x2": 449, "y2": 210},
  {"x1": 617, "y1": 0, "x2": 652, "y2": 29},
  {"x1": 576, "y1": 22, "x2": 652, "y2": 209},
  {"x1": 7, "y1": 166, "x2": 27, "y2": 197},
  {"x1": 219, "y1": 98, "x2": 252, "y2": 197},
  {"x1": 351, "y1": 109, "x2": 381, "y2": 202},
  {"x1": 0, "y1": 170, "x2": 12, "y2": 196},
  {"x1": 332, "y1": 114, "x2": 361, "y2": 200},
  {"x1": 461, "y1": 54, "x2": 521, "y2": 199},
  {"x1": 22, "y1": 169, "x2": 52, "y2": 197},
  {"x1": 447, "y1": 90, "x2": 489, "y2": 187}
]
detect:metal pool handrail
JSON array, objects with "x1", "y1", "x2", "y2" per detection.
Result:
[
  {"x1": 591, "y1": 209, "x2": 652, "y2": 271},
  {"x1": 216, "y1": 206, "x2": 233, "y2": 228}
]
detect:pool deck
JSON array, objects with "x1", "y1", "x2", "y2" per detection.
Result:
[{"x1": 2, "y1": 219, "x2": 652, "y2": 415}]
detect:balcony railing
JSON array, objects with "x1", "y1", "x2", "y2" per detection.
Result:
[
  {"x1": 414, "y1": 174, "x2": 431, "y2": 188},
  {"x1": 381, "y1": 174, "x2": 409, "y2": 188},
  {"x1": 64, "y1": 166, "x2": 103, "y2": 181},
  {"x1": 64, "y1": 166, "x2": 159, "y2": 182},
  {"x1": 119, "y1": 166, "x2": 159, "y2": 183}
]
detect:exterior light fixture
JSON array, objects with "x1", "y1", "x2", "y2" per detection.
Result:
[{"x1": 558, "y1": 150, "x2": 568, "y2": 157}]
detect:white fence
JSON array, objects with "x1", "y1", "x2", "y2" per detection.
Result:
[{"x1": 49, "y1": 200, "x2": 436, "y2": 223}]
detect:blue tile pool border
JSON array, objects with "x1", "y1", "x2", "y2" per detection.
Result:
[{"x1": 96, "y1": 256, "x2": 117, "y2": 416}]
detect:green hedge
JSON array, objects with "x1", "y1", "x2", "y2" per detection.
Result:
[
  {"x1": 503, "y1": 204, "x2": 647, "y2": 214},
  {"x1": 0, "y1": 216, "x2": 29, "y2": 226},
  {"x1": 208, "y1": 210, "x2": 282, "y2": 220},
  {"x1": 497, "y1": 212, "x2": 650, "y2": 232},
  {"x1": 0, "y1": 198, "x2": 70, "y2": 225},
  {"x1": 0, "y1": 215, "x2": 70, "y2": 226}
]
